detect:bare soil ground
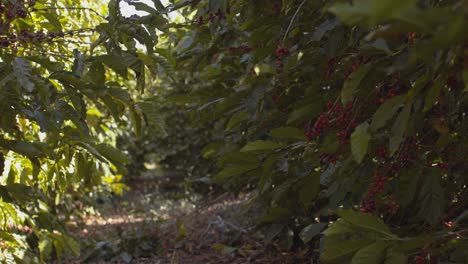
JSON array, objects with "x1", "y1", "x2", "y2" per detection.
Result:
[{"x1": 64, "y1": 174, "x2": 312, "y2": 264}]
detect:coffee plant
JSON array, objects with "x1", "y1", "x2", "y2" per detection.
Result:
[
  {"x1": 2, "y1": 0, "x2": 468, "y2": 263},
  {"x1": 0, "y1": 0, "x2": 169, "y2": 262},
  {"x1": 148, "y1": 0, "x2": 468, "y2": 262}
]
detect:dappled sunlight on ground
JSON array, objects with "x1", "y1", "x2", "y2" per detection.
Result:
[{"x1": 61, "y1": 172, "x2": 312, "y2": 263}]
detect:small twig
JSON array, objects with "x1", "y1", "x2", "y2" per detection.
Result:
[
  {"x1": 32, "y1": 7, "x2": 106, "y2": 20},
  {"x1": 282, "y1": 0, "x2": 307, "y2": 44}
]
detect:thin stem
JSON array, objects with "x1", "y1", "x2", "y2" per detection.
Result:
[
  {"x1": 32, "y1": 7, "x2": 106, "y2": 20},
  {"x1": 282, "y1": 0, "x2": 307, "y2": 44}
]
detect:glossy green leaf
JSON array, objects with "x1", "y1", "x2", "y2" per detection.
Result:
[
  {"x1": 389, "y1": 103, "x2": 411, "y2": 155},
  {"x1": 463, "y1": 69, "x2": 468, "y2": 92},
  {"x1": 240, "y1": 140, "x2": 282, "y2": 152},
  {"x1": 417, "y1": 170, "x2": 445, "y2": 226},
  {"x1": 321, "y1": 238, "x2": 374, "y2": 263},
  {"x1": 214, "y1": 163, "x2": 259, "y2": 181},
  {"x1": 350, "y1": 122, "x2": 371, "y2": 163},
  {"x1": 268, "y1": 126, "x2": 307, "y2": 141},
  {"x1": 95, "y1": 143, "x2": 129, "y2": 165},
  {"x1": 329, "y1": 0, "x2": 417, "y2": 26},
  {"x1": 226, "y1": 112, "x2": 248, "y2": 131},
  {"x1": 13, "y1": 58, "x2": 35, "y2": 93},
  {"x1": 299, "y1": 223, "x2": 327, "y2": 243},
  {"x1": 337, "y1": 209, "x2": 396, "y2": 239},
  {"x1": 341, "y1": 65, "x2": 371, "y2": 104},
  {"x1": 127, "y1": 2, "x2": 159, "y2": 15},
  {"x1": 384, "y1": 247, "x2": 407, "y2": 264},
  {"x1": 423, "y1": 75, "x2": 446, "y2": 112},
  {"x1": 351, "y1": 241, "x2": 388, "y2": 264},
  {"x1": 371, "y1": 95, "x2": 405, "y2": 132}
]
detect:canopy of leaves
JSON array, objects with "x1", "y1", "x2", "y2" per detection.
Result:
[{"x1": 2, "y1": 0, "x2": 468, "y2": 263}]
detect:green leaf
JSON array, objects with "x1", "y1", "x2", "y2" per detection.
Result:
[
  {"x1": 13, "y1": 57, "x2": 35, "y2": 93},
  {"x1": 350, "y1": 122, "x2": 371, "y2": 163},
  {"x1": 463, "y1": 69, "x2": 468, "y2": 92},
  {"x1": 323, "y1": 220, "x2": 352, "y2": 237},
  {"x1": 0, "y1": 138, "x2": 44, "y2": 158},
  {"x1": 351, "y1": 241, "x2": 388, "y2": 264},
  {"x1": 321, "y1": 238, "x2": 374, "y2": 263},
  {"x1": 152, "y1": 0, "x2": 165, "y2": 11},
  {"x1": 95, "y1": 143, "x2": 129, "y2": 165},
  {"x1": 214, "y1": 163, "x2": 259, "y2": 181},
  {"x1": 63, "y1": 236, "x2": 80, "y2": 256},
  {"x1": 423, "y1": 75, "x2": 446, "y2": 112},
  {"x1": 341, "y1": 65, "x2": 371, "y2": 104},
  {"x1": 240, "y1": 140, "x2": 282, "y2": 152},
  {"x1": 384, "y1": 247, "x2": 407, "y2": 264},
  {"x1": 298, "y1": 173, "x2": 320, "y2": 207},
  {"x1": 337, "y1": 209, "x2": 396, "y2": 239},
  {"x1": 287, "y1": 103, "x2": 322, "y2": 125},
  {"x1": 389, "y1": 103, "x2": 411, "y2": 155},
  {"x1": 39, "y1": 10, "x2": 62, "y2": 31},
  {"x1": 268, "y1": 127, "x2": 307, "y2": 141},
  {"x1": 127, "y1": 2, "x2": 159, "y2": 15},
  {"x1": 417, "y1": 170, "x2": 445, "y2": 226},
  {"x1": 370, "y1": 95, "x2": 405, "y2": 132},
  {"x1": 407, "y1": 71, "x2": 430, "y2": 100},
  {"x1": 396, "y1": 168, "x2": 421, "y2": 208},
  {"x1": 108, "y1": 87, "x2": 133, "y2": 105},
  {"x1": 39, "y1": 237, "x2": 52, "y2": 261},
  {"x1": 226, "y1": 112, "x2": 248, "y2": 131},
  {"x1": 311, "y1": 18, "x2": 341, "y2": 42},
  {"x1": 259, "y1": 153, "x2": 283, "y2": 193},
  {"x1": 201, "y1": 142, "x2": 223, "y2": 159},
  {"x1": 329, "y1": 0, "x2": 417, "y2": 26},
  {"x1": 97, "y1": 55, "x2": 129, "y2": 78},
  {"x1": 299, "y1": 223, "x2": 327, "y2": 243},
  {"x1": 27, "y1": 56, "x2": 64, "y2": 72}
]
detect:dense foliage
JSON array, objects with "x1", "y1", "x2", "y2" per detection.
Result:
[
  {"x1": 0, "y1": 0, "x2": 165, "y2": 262},
  {"x1": 151, "y1": 0, "x2": 468, "y2": 263},
  {"x1": 2, "y1": 0, "x2": 468, "y2": 263}
]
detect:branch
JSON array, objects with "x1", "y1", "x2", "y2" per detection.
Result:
[
  {"x1": 32, "y1": 7, "x2": 106, "y2": 20},
  {"x1": 282, "y1": 0, "x2": 307, "y2": 44}
]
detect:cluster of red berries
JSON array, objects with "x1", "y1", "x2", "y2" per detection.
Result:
[
  {"x1": 271, "y1": 94, "x2": 280, "y2": 103},
  {"x1": 319, "y1": 153, "x2": 339, "y2": 164},
  {"x1": 393, "y1": 137, "x2": 418, "y2": 170},
  {"x1": 0, "y1": 28, "x2": 85, "y2": 52},
  {"x1": 437, "y1": 162, "x2": 449, "y2": 170},
  {"x1": 228, "y1": 45, "x2": 253, "y2": 55},
  {"x1": 360, "y1": 172, "x2": 389, "y2": 213},
  {"x1": 272, "y1": 2, "x2": 281, "y2": 14},
  {"x1": 406, "y1": 32, "x2": 416, "y2": 44},
  {"x1": 368, "y1": 172, "x2": 387, "y2": 199},
  {"x1": 307, "y1": 101, "x2": 355, "y2": 145},
  {"x1": 145, "y1": 226, "x2": 160, "y2": 242},
  {"x1": 375, "y1": 84, "x2": 398, "y2": 105},
  {"x1": 309, "y1": 114, "x2": 329, "y2": 138},
  {"x1": 344, "y1": 55, "x2": 369, "y2": 80},
  {"x1": 324, "y1": 58, "x2": 336, "y2": 80},
  {"x1": 197, "y1": 8, "x2": 225, "y2": 25},
  {"x1": 446, "y1": 74, "x2": 458, "y2": 90},
  {"x1": 7, "y1": 223, "x2": 33, "y2": 234},
  {"x1": 360, "y1": 200, "x2": 376, "y2": 213},
  {"x1": 275, "y1": 46, "x2": 289, "y2": 72},
  {"x1": 385, "y1": 196, "x2": 399, "y2": 215},
  {"x1": 414, "y1": 249, "x2": 429, "y2": 264},
  {"x1": 0, "y1": 0, "x2": 35, "y2": 21},
  {"x1": 376, "y1": 147, "x2": 387, "y2": 159},
  {"x1": 276, "y1": 47, "x2": 289, "y2": 58}
]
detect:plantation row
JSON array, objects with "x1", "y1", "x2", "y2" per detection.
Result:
[{"x1": 0, "y1": 0, "x2": 467, "y2": 263}]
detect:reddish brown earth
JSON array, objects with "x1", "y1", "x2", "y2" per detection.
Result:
[{"x1": 63, "y1": 176, "x2": 312, "y2": 264}]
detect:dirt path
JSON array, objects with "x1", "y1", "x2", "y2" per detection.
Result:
[{"x1": 64, "y1": 175, "x2": 310, "y2": 263}]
